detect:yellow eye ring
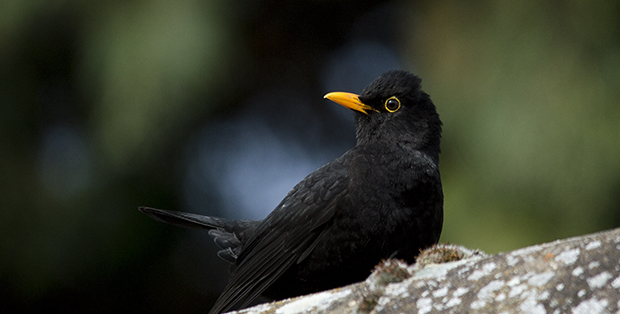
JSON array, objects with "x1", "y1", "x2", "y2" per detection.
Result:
[{"x1": 384, "y1": 96, "x2": 401, "y2": 113}]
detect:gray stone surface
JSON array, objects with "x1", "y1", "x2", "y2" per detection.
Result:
[{"x1": 228, "y1": 227, "x2": 620, "y2": 314}]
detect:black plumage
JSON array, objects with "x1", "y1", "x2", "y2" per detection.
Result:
[{"x1": 139, "y1": 70, "x2": 443, "y2": 314}]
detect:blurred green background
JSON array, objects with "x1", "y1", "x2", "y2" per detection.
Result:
[{"x1": 1, "y1": 0, "x2": 619, "y2": 313}]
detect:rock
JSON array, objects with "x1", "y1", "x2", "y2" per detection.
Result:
[{"x1": 228, "y1": 227, "x2": 620, "y2": 314}]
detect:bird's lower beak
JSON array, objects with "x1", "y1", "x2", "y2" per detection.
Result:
[{"x1": 324, "y1": 92, "x2": 374, "y2": 115}]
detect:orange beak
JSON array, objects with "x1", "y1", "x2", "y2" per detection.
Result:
[{"x1": 324, "y1": 92, "x2": 375, "y2": 115}]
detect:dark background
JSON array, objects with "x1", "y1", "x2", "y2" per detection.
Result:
[{"x1": 1, "y1": 1, "x2": 619, "y2": 313}]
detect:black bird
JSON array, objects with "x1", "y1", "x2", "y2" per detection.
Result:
[{"x1": 139, "y1": 70, "x2": 443, "y2": 314}]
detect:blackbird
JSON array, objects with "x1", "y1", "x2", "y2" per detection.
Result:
[{"x1": 139, "y1": 70, "x2": 443, "y2": 314}]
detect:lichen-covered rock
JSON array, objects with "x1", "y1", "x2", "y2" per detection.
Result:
[{"x1": 230, "y1": 227, "x2": 620, "y2": 314}]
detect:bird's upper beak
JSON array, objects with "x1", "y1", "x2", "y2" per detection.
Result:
[{"x1": 324, "y1": 92, "x2": 375, "y2": 115}]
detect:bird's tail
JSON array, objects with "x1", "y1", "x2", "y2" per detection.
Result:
[
  {"x1": 138, "y1": 206, "x2": 259, "y2": 263},
  {"x1": 138, "y1": 206, "x2": 227, "y2": 230}
]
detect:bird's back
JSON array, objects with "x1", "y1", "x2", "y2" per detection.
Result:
[{"x1": 221, "y1": 143, "x2": 443, "y2": 304}]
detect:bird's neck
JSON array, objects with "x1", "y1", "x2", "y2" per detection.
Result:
[
  {"x1": 355, "y1": 138, "x2": 440, "y2": 168},
  {"x1": 355, "y1": 130, "x2": 441, "y2": 166}
]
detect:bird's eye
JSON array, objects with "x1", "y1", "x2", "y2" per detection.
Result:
[{"x1": 384, "y1": 97, "x2": 401, "y2": 113}]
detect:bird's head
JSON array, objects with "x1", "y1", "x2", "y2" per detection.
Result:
[{"x1": 324, "y1": 70, "x2": 442, "y2": 160}]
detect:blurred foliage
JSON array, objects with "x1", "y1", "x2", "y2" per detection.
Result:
[
  {"x1": 0, "y1": 0, "x2": 618, "y2": 313},
  {"x1": 407, "y1": 1, "x2": 620, "y2": 252}
]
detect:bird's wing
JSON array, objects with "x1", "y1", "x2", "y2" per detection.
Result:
[{"x1": 209, "y1": 160, "x2": 349, "y2": 314}]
